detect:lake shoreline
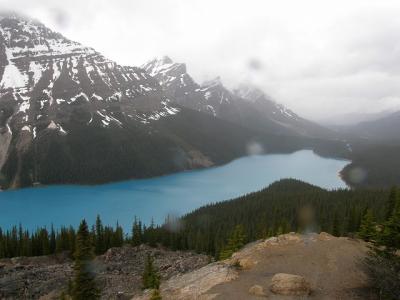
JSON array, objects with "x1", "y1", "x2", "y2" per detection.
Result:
[
  {"x1": 0, "y1": 149, "x2": 350, "y2": 193},
  {"x1": 0, "y1": 150, "x2": 349, "y2": 231}
]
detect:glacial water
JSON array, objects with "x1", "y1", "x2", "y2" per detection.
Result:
[{"x1": 0, "y1": 150, "x2": 349, "y2": 231}]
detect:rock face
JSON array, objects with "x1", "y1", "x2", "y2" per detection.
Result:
[{"x1": 270, "y1": 273, "x2": 311, "y2": 296}]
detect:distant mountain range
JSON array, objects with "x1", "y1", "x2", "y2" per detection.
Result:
[
  {"x1": 0, "y1": 14, "x2": 345, "y2": 189},
  {"x1": 317, "y1": 110, "x2": 395, "y2": 127},
  {"x1": 342, "y1": 110, "x2": 400, "y2": 142}
]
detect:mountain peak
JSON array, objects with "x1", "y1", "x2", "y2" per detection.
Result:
[
  {"x1": 234, "y1": 83, "x2": 274, "y2": 104},
  {"x1": 160, "y1": 55, "x2": 173, "y2": 64},
  {"x1": 0, "y1": 12, "x2": 86, "y2": 59},
  {"x1": 142, "y1": 55, "x2": 186, "y2": 77}
]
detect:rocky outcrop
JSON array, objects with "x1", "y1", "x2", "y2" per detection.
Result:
[{"x1": 270, "y1": 273, "x2": 311, "y2": 296}]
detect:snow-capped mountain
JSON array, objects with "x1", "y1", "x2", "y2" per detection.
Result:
[
  {"x1": 0, "y1": 15, "x2": 345, "y2": 189},
  {"x1": 0, "y1": 15, "x2": 178, "y2": 135},
  {"x1": 142, "y1": 56, "x2": 215, "y2": 115},
  {"x1": 142, "y1": 57, "x2": 335, "y2": 138},
  {"x1": 0, "y1": 15, "x2": 244, "y2": 189}
]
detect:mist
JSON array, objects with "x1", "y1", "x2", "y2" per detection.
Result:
[{"x1": 2, "y1": 0, "x2": 400, "y2": 120}]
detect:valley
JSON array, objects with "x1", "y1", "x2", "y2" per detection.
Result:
[{"x1": 0, "y1": 9, "x2": 400, "y2": 300}]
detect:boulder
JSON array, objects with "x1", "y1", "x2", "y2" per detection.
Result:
[
  {"x1": 270, "y1": 273, "x2": 311, "y2": 296},
  {"x1": 248, "y1": 285, "x2": 267, "y2": 297}
]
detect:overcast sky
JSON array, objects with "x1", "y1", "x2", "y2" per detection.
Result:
[{"x1": 1, "y1": 0, "x2": 400, "y2": 121}]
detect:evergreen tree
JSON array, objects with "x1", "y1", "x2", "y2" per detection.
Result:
[
  {"x1": 50, "y1": 225, "x2": 56, "y2": 254},
  {"x1": 72, "y1": 219, "x2": 99, "y2": 300},
  {"x1": 219, "y1": 224, "x2": 246, "y2": 260},
  {"x1": 346, "y1": 207, "x2": 358, "y2": 234},
  {"x1": 132, "y1": 217, "x2": 142, "y2": 247},
  {"x1": 379, "y1": 204, "x2": 400, "y2": 252},
  {"x1": 364, "y1": 191, "x2": 400, "y2": 300},
  {"x1": 94, "y1": 215, "x2": 105, "y2": 255},
  {"x1": 142, "y1": 254, "x2": 160, "y2": 290},
  {"x1": 358, "y1": 209, "x2": 376, "y2": 242},
  {"x1": 146, "y1": 218, "x2": 157, "y2": 247},
  {"x1": 332, "y1": 211, "x2": 340, "y2": 237},
  {"x1": 385, "y1": 187, "x2": 398, "y2": 220},
  {"x1": 111, "y1": 222, "x2": 124, "y2": 248},
  {"x1": 41, "y1": 228, "x2": 51, "y2": 255}
]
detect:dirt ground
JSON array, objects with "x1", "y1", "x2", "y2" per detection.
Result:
[{"x1": 208, "y1": 233, "x2": 376, "y2": 300}]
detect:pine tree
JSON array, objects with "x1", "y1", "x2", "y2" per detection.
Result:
[
  {"x1": 358, "y1": 209, "x2": 376, "y2": 242},
  {"x1": 346, "y1": 207, "x2": 358, "y2": 234},
  {"x1": 94, "y1": 215, "x2": 105, "y2": 255},
  {"x1": 132, "y1": 217, "x2": 142, "y2": 247},
  {"x1": 379, "y1": 204, "x2": 400, "y2": 252},
  {"x1": 142, "y1": 254, "x2": 160, "y2": 290},
  {"x1": 50, "y1": 225, "x2": 56, "y2": 254},
  {"x1": 111, "y1": 222, "x2": 124, "y2": 248},
  {"x1": 385, "y1": 187, "x2": 398, "y2": 220},
  {"x1": 332, "y1": 211, "x2": 340, "y2": 237},
  {"x1": 364, "y1": 191, "x2": 400, "y2": 300},
  {"x1": 72, "y1": 220, "x2": 99, "y2": 300},
  {"x1": 219, "y1": 224, "x2": 246, "y2": 260},
  {"x1": 41, "y1": 228, "x2": 50, "y2": 255}
]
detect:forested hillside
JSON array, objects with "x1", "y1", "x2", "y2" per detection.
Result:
[
  {"x1": 153, "y1": 179, "x2": 390, "y2": 257},
  {"x1": 341, "y1": 142, "x2": 400, "y2": 188}
]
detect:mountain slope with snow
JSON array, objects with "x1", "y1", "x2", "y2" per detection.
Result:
[
  {"x1": 142, "y1": 57, "x2": 336, "y2": 139},
  {"x1": 0, "y1": 15, "x2": 347, "y2": 189}
]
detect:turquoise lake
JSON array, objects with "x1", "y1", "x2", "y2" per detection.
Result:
[{"x1": 0, "y1": 150, "x2": 349, "y2": 231}]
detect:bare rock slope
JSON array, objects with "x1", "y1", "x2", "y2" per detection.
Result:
[{"x1": 0, "y1": 244, "x2": 209, "y2": 299}]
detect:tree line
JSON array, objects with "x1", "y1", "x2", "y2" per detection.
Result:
[{"x1": 0, "y1": 217, "x2": 124, "y2": 258}]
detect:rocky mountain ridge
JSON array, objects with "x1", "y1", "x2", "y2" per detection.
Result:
[{"x1": 142, "y1": 56, "x2": 336, "y2": 139}]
